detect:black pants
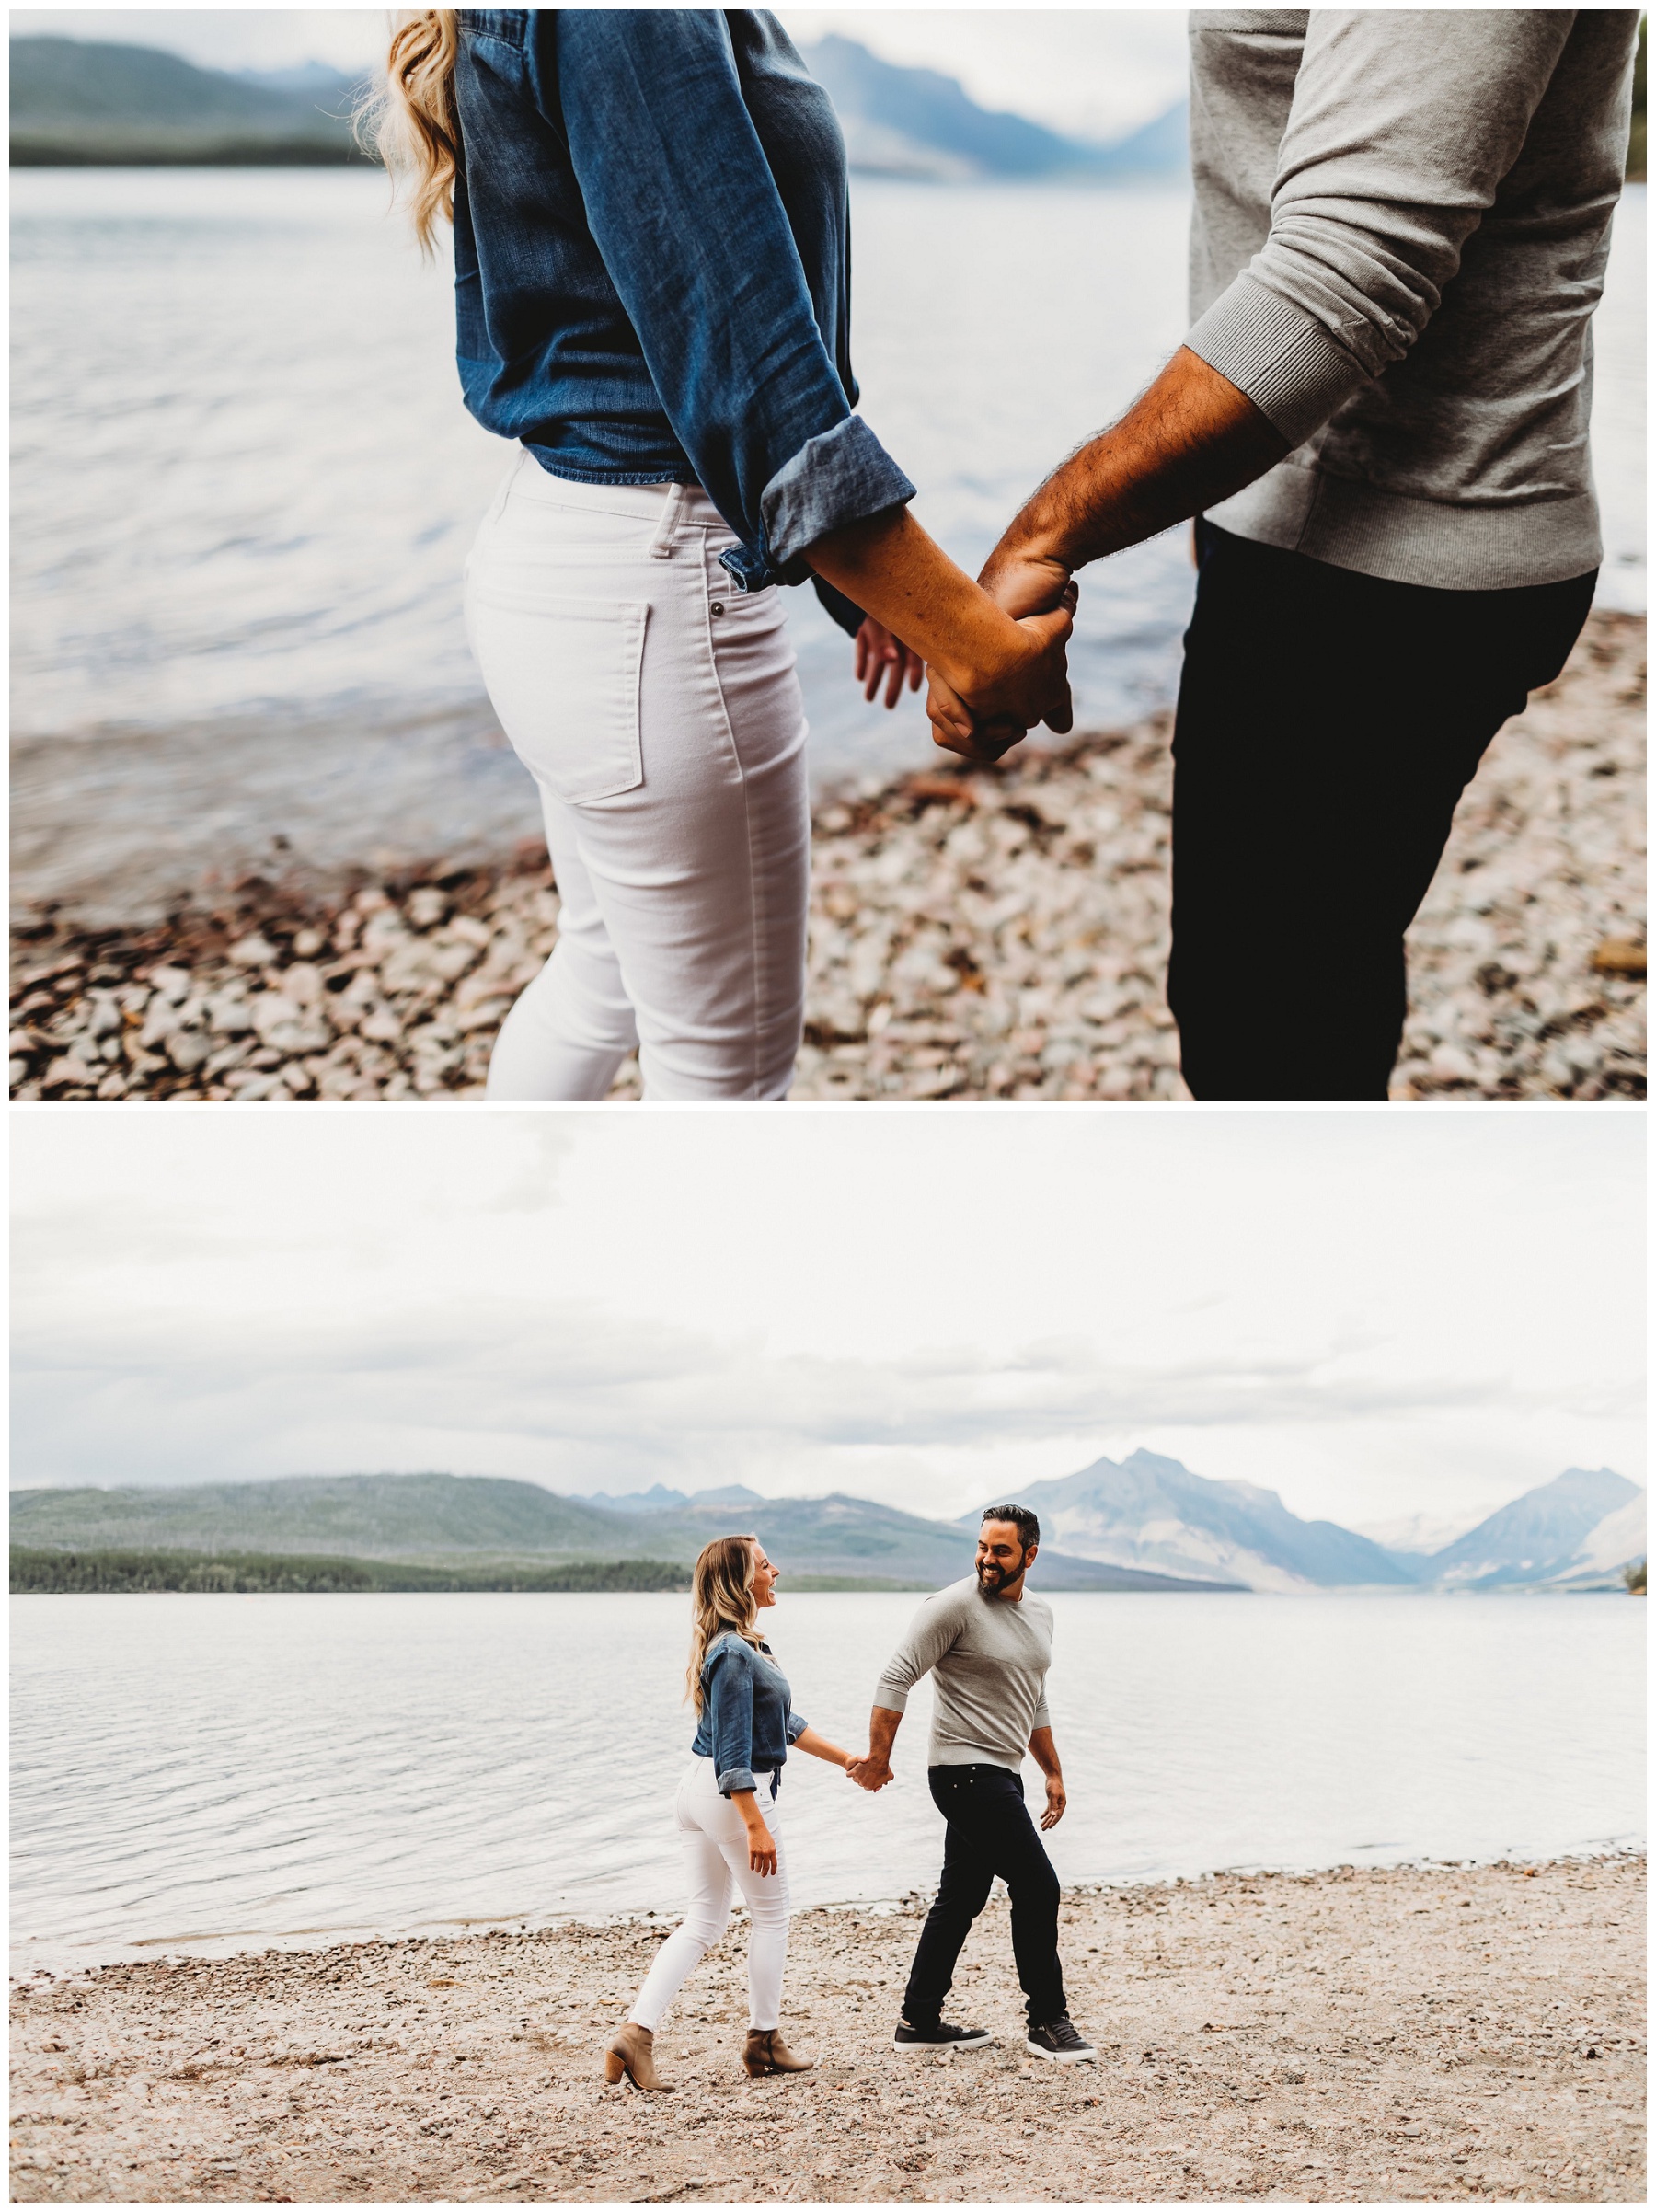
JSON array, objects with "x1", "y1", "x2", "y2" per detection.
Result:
[
  {"x1": 903, "y1": 1765, "x2": 1065, "y2": 2027},
  {"x1": 1167, "y1": 524, "x2": 1597, "y2": 1100}
]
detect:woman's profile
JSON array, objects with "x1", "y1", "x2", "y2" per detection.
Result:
[
  {"x1": 603, "y1": 1533, "x2": 857, "y2": 2090},
  {"x1": 369, "y1": 10, "x2": 1073, "y2": 1101}
]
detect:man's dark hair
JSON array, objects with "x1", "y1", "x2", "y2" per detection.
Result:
[{"x1": 981, "y1": 1503, "x2": 1040, "y2": 1551}]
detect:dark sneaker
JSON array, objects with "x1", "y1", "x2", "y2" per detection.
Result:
[
  {"x1": 892, "y1": 2020, "x2": 994, "y2": 2051},
  {"x1": 1026, "y1": 2016, "x2": 1097, "y2": 2063}
]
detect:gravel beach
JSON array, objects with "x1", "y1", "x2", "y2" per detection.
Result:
[
  {"x1": 10, "y1": 611, "x2": 1644, "y2": 1103},
  {"x1": 8, "y1": 1854, "x2": 1643, "y2": 2204}
]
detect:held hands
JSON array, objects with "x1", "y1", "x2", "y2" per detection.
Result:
[
  {"x1": 845, "y1": 1754, "x2": 894, "y2": 1793},
  {"x1": 926, "y1": 558, "x2": 1079, "y2": 765}
]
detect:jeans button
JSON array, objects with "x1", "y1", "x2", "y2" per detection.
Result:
[{"x1": 710, "y1": 602, "x2": 726, "y2": 618}]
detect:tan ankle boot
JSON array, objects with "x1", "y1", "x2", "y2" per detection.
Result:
[
  {"x1": 742, "y1": 2026, "x2": 813, "y2": 2078},
  {"x1": 603, "y1": 2021, "x2": 665, "y2": 2091}
]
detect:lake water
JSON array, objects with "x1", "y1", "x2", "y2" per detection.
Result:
[
  {"x1": 10, "y1": 170, "x2": 1646, "y2": 919},
  {"x1": 10, "y1": 1591, "x2": 1642, "y2": 1976}
]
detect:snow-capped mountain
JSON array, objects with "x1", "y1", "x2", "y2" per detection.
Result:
[
  {"x1": 1354, "y1": 1509, "x2": 1486, "y2": 1557},
  {"x1": 970, "y1": 1449, "x2": 1415, "y2": 1593},
  {"x1": 1423, "y1": 1468, "x2": 1644, "y2": 1590}
]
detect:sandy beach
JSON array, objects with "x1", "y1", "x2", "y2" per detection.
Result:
[
  {"x1": 8, "y1": 1853, "x2": 1642, "y2": 2204},
  {"x1": 9, "y1": 610, "x2": 1644, "y2": 1103}
]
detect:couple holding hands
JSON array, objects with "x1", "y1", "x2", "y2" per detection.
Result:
[
  {"x1": 602, "y1": 1512, "x2": 1094, "y2": 2091},
  {"x1": 383, "y1": 9, "x2": 1633, "y2": 1103}
]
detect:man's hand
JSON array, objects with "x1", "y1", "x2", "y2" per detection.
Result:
[
  {"x1": 926, "y1": 668, "x2": 1027, "y2": 765},
  {"x1": 926, "y1": 574, "x2": 1077, "y2": 760},
  {"x1": 854, "y1": 616, "x2": 925, "y2": 709},
  {"x1": 927, "y1": 350, "x2": 1286, "y2": 760},
  {"x1": 846, "y1": 1756, "x2": 893, "y2": 1791},
  {"x1": 924, "y1": 605, "x2": 1073, "y2": 760},
  {"x1": 1029, "y1": 1725, "x2": 1065, "y2": 1830},
  {"x1": 852, "y1": 1707, "x2": 904, "y2": 1793},
  {"x1": 980, "y1": 547, "x2": 1075, "y2": 623}
]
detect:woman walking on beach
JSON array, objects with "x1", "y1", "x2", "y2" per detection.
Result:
[
  {"x1": 604, "y1": 1535, "x2": 857, "y2": 2090},
  {"x1": 375, "y1": 10, "x2": 1072, "y2": 1102}
]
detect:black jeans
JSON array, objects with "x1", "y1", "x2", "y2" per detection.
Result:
[
  {"x1": 903, "y1": 1765, "x2": 1065, "y2": 2028},
  {"x1": 1167, "y1": 524, "x2": 1597, "y2": 1100}
]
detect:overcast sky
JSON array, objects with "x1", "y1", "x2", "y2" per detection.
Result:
[
  {"x1": 12, "y1": 8, "x2": 1193, "y2": 140},
  {"x1": 11, "y1": 1109, "x2": 1642, "y2": 1532}
]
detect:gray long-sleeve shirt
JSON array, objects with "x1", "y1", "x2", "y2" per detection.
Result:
[
  {"x1": 1183, "y1": 10, "x2": 1639, "y2": 590},
  {"x1": 873, "y1": 1575, "x2": 1053, "y2": 1771}
]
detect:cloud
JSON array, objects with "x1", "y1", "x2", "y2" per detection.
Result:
[
  {"x1": 13, "y1": 1281, "x2": 1616, "y2": 1503},
  {"x1": 10, "y1": 1106, "x2": 1642, "y2": 1520}
]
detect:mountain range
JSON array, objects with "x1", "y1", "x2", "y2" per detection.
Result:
[
  {"x1": 960, "y1": 1452, "x2": 1643, "y2": 1594},
  {"x1": 7, "y1": 1474, "x2": 1235, "y2": 1594},
  {"x1": 9, "y1": 33, "x2": 1185, "y2": 179},
  {"x1": 798, "y1": 36, "x2": 1184, "y2": 181},
  {"x1": 17, "y1": 1453, "x2": 1632, "y2": 1596},
  {"x1": 9, "y1": 37, "x2": 367, "y2": 165}
]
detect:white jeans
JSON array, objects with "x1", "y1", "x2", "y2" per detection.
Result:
[
  {"x1": 627, "y1": 1757, "x2": 790, "y2": 2033},
  {"x1": 464, "y1": 456, "x2": 811, "y2": 1100}
]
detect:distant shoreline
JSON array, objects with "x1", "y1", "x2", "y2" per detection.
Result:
[
  {"x1": 7, "y1": 1546, "x2": 1243, "y2": 1597},
  {"x1": 9, "y1": 141, "x2": 378, "y2": 167},
  {"x1": 6, "y1": 1545, "x2": 984, "y2": 1596}
]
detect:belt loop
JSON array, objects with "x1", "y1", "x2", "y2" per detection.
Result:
[{"x1": 647, "y1": 480, "x2": 685, "y2": 559}]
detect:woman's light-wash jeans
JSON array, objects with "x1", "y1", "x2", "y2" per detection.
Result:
[
  {"x1": 465, "y1": 456, "x2": 810, "y2": 1100},
  {"x1": 627, "y1": 1756, "x2": 789, "y2": 2033}
]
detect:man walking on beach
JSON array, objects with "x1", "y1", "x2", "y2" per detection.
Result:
[
  {"x1": 850, "y1": 1506, "x2": 1096, "y2": 2061},
  {"x1": 929, "y1": 10, "x2": 1640, "y2": 1103}
]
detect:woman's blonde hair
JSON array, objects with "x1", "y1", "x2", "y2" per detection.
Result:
[
  {"x1": 358, "y1": 10, "x2": 460, "y2": 255},
  {"x1": 685, "y1": 1535, "x2": 764, "y2": 1712}
]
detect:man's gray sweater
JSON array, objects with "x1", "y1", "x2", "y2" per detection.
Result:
[
  {"x1": 1183, "y1": 10, "x2": 1639, "y2": 590},
  {"x1": 873, "y1": 1575, "x2": 1053, "y2": 1770}
]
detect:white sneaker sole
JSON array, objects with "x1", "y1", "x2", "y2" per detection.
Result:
[
  {"x1": 1026, "y1": 2038, "x2": 1097, "y2": 2063},
  {"x1": 891, "y1": 2032, "x2": 994, "y2": 2052}
]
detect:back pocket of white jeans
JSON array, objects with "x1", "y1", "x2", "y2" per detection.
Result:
[{"x1": 466, "y1": 583, "x2": 646, "y2": 805}]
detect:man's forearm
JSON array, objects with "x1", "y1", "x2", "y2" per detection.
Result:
[
  {"x1": 1028, "y1": 1723, "x2": 1062, "y2": 1781},
  {"x1": 988, "y1": 347, "x2": 1288, "y2": 589},
  {"x1": 867, "y1": 1706, "x2": 902, "y2": 1767}
]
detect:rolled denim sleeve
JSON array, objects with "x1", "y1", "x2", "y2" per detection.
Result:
[
  {"x1": 1185, "y1": 10, "x2": 1577, "y2": 447},
  {"x1": 704, "y1": 1642, "x2": 758, "y2": 1798},
  {"x1": 786, "y1": 1710, "x2": 809, "y2": 1745},
  {"x1": 546, "y1": 11, "x2": 914, "y2": 588}
]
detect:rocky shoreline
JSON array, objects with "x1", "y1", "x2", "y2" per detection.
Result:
[
  {"x1": 9, "y1": 1854, "x2": 1643, "y2": 2204},
  {"x1": 10, "y1": 611, "x2": 1644, "y2": 1103}
]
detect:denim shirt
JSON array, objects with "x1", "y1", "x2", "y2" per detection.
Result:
[
  {"x1": 692, "y1": 1632, "x2": 808, "y2": 1800},
  {"x1": 451, "y1": 9, "x2": 915, "y2": 615}
]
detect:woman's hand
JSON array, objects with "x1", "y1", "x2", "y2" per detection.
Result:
[
  {"x1": 854, "y1": 617, "x2": 925, "y2": 709},
  {"x1": 733, "y1": 1791, "x2": 778, "y2": 1877}
]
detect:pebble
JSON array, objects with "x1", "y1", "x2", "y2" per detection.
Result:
[
  {"x1": 9, "y1": 612, "x2": 1643, "y2": 1104},
  {"x1": 6, "y1": 1858, "x2": 1643, "y2": 2204}
]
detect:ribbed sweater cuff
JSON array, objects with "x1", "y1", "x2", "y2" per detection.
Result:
[{"x1": 1185, "y1": 274, "x2": 1372, "y2": 449}]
